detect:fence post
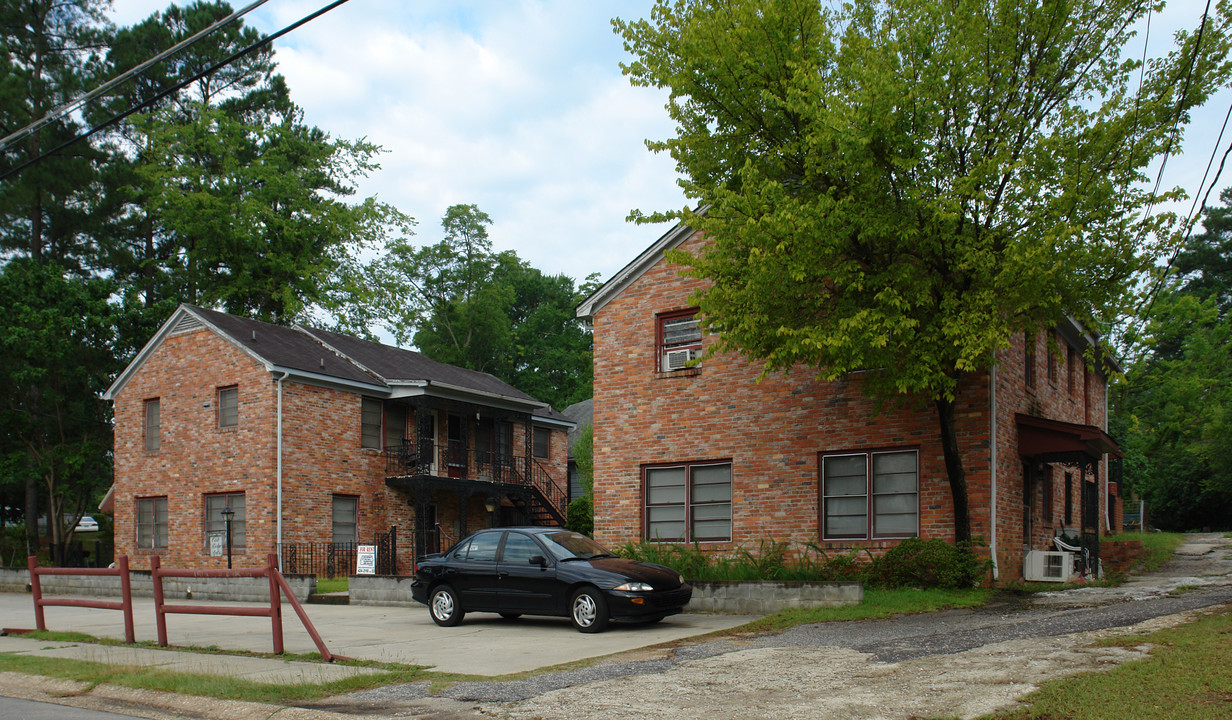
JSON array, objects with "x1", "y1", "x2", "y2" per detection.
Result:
[
  {"x1": 267, "y1": 553, "x2": 283, "y2": 654},
  {"x1": 150, "y1": 555, "x2": 168, "y2": 646},
  {"x1": 27, "y1": 556, "x2": 45, "y2": 632},
  {"x1": 117, "y1": 556, "x2": 135, "y2": 644}
]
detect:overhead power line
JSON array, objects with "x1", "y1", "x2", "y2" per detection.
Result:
[
  {"x1": 0, "y1": 0, "x2": 274, "y2": 154},
  {"x1": 0, "y1": 0, "x2": 354, "y2": 184}
]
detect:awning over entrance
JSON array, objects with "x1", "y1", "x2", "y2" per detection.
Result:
[{"x1": 1016, "y1": 414, "x2": 1121, "y2": 463}]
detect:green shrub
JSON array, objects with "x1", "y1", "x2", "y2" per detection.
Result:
[
  {"x1": 613, "y1": 538, "x2": 865, "y2": 582},
  {"x1": 865, "y1": 538, "x2": 989, "y2": 589},
  {"x1": 565, "y1": 495, "x2": 593, "y2": 536}
]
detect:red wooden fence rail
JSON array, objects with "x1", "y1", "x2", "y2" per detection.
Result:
[
  {"x1": 149, "y1": 553, "x2": 343, "y2": 662},
  {"x1": 27, "y1": 555, "x2": 135, "y2": 643}
]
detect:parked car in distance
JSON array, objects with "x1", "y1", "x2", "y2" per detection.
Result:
[
  {"x1": 74, "y1": 515, "x2": 99, "y2": 533},
  {"x1": 411, "y1": 527, "x2": 692, "y2": 632}
]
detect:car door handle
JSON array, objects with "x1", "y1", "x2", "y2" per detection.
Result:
[{"x1": 498, "y1": 571, "x2": 509, "y2": 578}]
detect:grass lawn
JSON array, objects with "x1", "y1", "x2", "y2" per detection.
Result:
[
  {"x1": 314, "y1": 577, "x2": 348, "y2": 594},
  {"x1": 978, "y1": 604, "x2": 1232, "y2": 720}
]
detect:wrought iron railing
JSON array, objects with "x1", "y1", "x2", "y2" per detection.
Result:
[
  {"x1": 384, "y1": 441, "x2": 568, "y2": 523},
  {"x1": 281, "y1": 527, "x2": 396, "y2": 578}
]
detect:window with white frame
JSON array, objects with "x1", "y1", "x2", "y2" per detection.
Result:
[
  {"x1": 332, "y1": 495, "x2": 358, "y2": 544},
  {"x1": 644, "y1": 461, "x2": 732, "y2": 542},
  {"x1": 144, "y1": 398, "x2": 160, "y2": 452},
  {"x1": 136, "y1": 496, "x2": 168, "y2": 549},
  {"x1": 657, "y1": 310, "x2": 702, "y2": 372},
  {"x1": 205, "y1": 493, "x2": 246, "y2": 549},
  {"x1": 217, "y1": 386, "x2": 238, "y2": 428},
  {"x1": 821, "y1": 450, "x2": 918, "y2": 539}
]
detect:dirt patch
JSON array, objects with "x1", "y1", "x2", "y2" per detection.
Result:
[{"x1": 481, "y1": 610, "x2": 1201, "y2": 720}]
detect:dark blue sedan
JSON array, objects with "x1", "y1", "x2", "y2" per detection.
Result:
[{"x1": 410, "y1": 527, "x2": 692, "y2": 632}]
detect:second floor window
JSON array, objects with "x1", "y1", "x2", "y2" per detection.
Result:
[
  {"x1": 533, "y1": 426, "x2": 550, "y2": 459},
  {"x1": 361, "y1": 397, "x2": 382, "y2": 449},
  {"x1": 144, "y1": 398, "x2": 160, "y2": 452},
  {"x1": 658, "y1": 310, "x2": 702, "y2": 373},
  {"x1": 217, "y1": 386, "x2": 238, "y2": 428}
]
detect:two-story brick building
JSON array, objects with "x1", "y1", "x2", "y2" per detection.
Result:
[
  {"x1": 578, "y1": 223, "x2": 1121, "y2": 581},
  {"x1": 104, "y1": 304, "x2": 572, "y2": 572}
]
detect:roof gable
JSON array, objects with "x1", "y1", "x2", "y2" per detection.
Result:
[{"x1": 576, "y1": 221, "x2": 696, "y2": 319}]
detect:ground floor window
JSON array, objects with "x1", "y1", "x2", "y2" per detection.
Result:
[
  {"x1": 205, "y1": 492, "x2": 246, "y2": 550},
  {"x1": 820, "y1": 449, "x2": 918, "y2": 540},
  {"x1": 136, "y1": 496, "x2": 168, "y2": 549},
  {"x1": 332, "y1": 495, "x2": 358, "y2": 543},
  {"x1": 644, "y1": 461, "x2": 732, "y2": 542}
]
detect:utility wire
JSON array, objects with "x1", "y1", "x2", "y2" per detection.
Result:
[
  {"x1": 0, "y1": 0, "x2": 273, "y2": 153},
  {"x1": 0, "y1": 0, "x2": 354, "y2": 184}
]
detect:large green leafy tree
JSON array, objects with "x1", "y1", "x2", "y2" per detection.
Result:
[
  {"x1": 616, "y1": 0, "x2": 1232, "y2": 542},
  {"x1": 1114, "y1": 190, "x2": 1232, "y2": 530},
  {"x1": 0, "y1": 259, "x2": 117, "y2": 563},
  {"x1": 99, "y1": 1, "x2": 407, "y2": 326},
  {"x1": 369, "y1": 204, "x2": 595, "y2": 409}
]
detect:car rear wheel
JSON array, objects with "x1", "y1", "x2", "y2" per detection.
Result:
[
  {"x1": 429, "y1": 585, "x2": 464, "y2": 627},
  {"x1": 570, "y1": 587, "x2": 609, "y2": 633}
]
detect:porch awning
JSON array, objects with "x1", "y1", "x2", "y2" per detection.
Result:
[{"x1": 1016, "y1": 414, "x2": 1121, "y2": 462}]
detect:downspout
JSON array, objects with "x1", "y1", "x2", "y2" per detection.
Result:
[
  {"x1": 1104, "y1": 384, "x2": 1111, "y2": 533},
  {"x1": 989, "y1": 365, "x2": 999, "y2": 580},
  {"x1": 276, "y1": 370, "x2": 289, "y2": 570}
]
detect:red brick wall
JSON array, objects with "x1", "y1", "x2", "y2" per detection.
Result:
[{"x1": 590, "y1": 230, "x2": 1114, "y2": 582}]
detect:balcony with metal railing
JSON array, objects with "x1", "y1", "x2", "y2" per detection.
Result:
[{"x1": 383, "y1": 440, "x2": 568, "y2": 526}]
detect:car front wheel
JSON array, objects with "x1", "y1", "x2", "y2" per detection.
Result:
[
  {"x1": 429, "y1": 585, "x2": 464, "y2": 627},
  {"x1": 570, "y1": 587, "x2": 609, "y2": 633}
]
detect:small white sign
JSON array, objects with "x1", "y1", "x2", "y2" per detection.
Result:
[
  {"x1": 356, "y1": 544, "x2": 377, "y2": 575},
  {"x1": 209, "y1": 533, "x2": 225, "y2": 557}
]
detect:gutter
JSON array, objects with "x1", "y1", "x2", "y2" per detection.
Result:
[
  {"x1": 989, "y1": 365, "x2": 999, "y2": 580},
  {"x1": 1105, "y1": 385, "x2": 1111, "y2": 533}
]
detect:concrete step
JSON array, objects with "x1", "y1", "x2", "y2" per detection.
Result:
[{"x1": 307, "y1": 591, "x2": 350, "y2": 605}]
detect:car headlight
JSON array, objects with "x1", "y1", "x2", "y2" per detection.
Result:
[
  {"x1": 678, "y1": 574, "x2": 685, "y2": 585},
  {"x1": 614, "y1": 581, "x2": 653, "y2": 592}
]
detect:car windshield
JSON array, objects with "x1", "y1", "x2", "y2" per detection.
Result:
[{"x1": 538, "y1": 531, "x2": 612, "y2": 561}]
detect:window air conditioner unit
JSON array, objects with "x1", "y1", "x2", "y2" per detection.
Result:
[
  {"x1": 663, "y1": 348, "x2": 698, "y2": 371},
  {"x1": 1024, "y1": 550, "x2": 1074, "y2": 582}
]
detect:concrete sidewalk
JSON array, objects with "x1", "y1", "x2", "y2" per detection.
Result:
[{"x1": 0, "y1": 592, "x2": 754, "y2": 678}]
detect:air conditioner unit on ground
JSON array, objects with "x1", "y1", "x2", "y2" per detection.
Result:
[
  {"x1": 1023, "y1": 550, "x2": 1074, "y2": 582},
  {"x1": 662, "y1": 348, "x2": 698, "y2": 371}
]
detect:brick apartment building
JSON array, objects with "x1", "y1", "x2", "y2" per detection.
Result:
[
  {"x1": 577, "y1": 223, "x2": 1122, "y2": 581},
  {"x1": 104, "y1": 305, "x2": 572, "y2": 573}
]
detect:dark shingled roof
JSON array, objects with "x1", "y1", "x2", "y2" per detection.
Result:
[
  {"x1": 190, "y1": 306, "x2": 381, "y2": 387},
  {"x1": 187, "y1": 305, "x2": 542, "y2": 404}
]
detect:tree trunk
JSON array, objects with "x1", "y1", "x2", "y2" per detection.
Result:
[{"x1": 935, "y1": 396, "x2": 972, "y2": 544}]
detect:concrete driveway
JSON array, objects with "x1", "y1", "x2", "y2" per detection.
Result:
[{"x1": 0, "y1": 593, "x2": 755, "y2": 675}]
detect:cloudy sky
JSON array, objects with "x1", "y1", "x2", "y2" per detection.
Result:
[{"x1": 108, "y1": 0, "x2": 1231, "y2": 288}]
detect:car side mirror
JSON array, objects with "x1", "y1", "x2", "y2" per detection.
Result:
[{"x1": 529, "y1": 555, "x2": 547, "y2": 567}]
